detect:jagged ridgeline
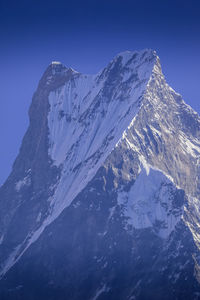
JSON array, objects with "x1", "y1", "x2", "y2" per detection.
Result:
[{"x1": 0, "y1": 50, "x2": 200, "y2": 300}]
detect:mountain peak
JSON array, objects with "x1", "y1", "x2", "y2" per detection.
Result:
[
  {"x1": 43, "y1": 49, "x2": 158, "y2": 82},
  {"x1": 47, "y1": 61, "x2": 67, "y2": 73},
  {"x1": 51, "y1": 61, "x2": 62, "y2": 65},
  {"x1": 49, "y1": 61, "x2": 78, "y2": 74},
  {"x1": 1, "y1": 50, "x2": 200, "y2": 299},
  {"x1": 37, "y1": 62, "x2": 79, "y2": 91},
  {"x1": 44, "y1": 61, "x2": 79, "y2": 77},
  {"x1": 114, "y1": 48, "x2": 157, "y2": 65}
]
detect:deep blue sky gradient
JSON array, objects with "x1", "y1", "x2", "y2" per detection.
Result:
[{"x1": 1, "y1": 0, "x2": 200, "y2": 184}]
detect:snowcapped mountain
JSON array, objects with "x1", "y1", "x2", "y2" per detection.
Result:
[{"x1": 0, "y1": 49, "x2": 200, "y2": 299}]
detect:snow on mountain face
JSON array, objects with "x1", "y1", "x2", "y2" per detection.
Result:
[
  {"x1": 115, "y1": 54, "x2": 200, "y2": 245},
  {"x1": 0, "y1": 49, "x2": 200, "y2": 299},
  {"x1": 118, "y1": 167, "x2": 183, "y2": 238},
  {"x1": 44, "y1": 48, "x2": 200, "y2": 251},
  {"x1": 0, "y1": 49, "x2": 158, "y2": 277},
  {"x1": 46, "y1": 49, "x2": 157, "y2": 227},
  {"x1": 48, "y1": 49, "x2": 156, "y2": 166}
]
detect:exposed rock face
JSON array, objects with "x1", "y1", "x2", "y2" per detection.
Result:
[{"x1": 0, "y1": 50, "x2": 200, "y2": 299}]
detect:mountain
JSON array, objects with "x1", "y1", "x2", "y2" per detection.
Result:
[{"x1": 0, "y1": 49, "x2": 200, "y2": 299}]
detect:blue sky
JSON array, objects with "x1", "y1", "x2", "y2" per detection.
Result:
[{"x1": 1, "y1": 0, "x2": 200, "y2": 184}]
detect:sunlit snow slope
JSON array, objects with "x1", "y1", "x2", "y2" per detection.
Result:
[{"x1": 47, "y1": 50, "x2": 156, "y2": 226}]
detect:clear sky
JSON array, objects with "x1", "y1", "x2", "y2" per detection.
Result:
[{"x1": 1, "y1": 0, "x2": 200, "y2": 185}]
